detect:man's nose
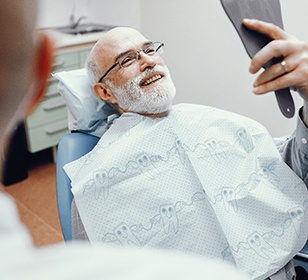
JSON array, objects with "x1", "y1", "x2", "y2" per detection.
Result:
[{"x1": 138, "y1": 52, "x2": 156, "y2": 71}]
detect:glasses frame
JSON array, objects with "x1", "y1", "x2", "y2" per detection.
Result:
[{"x1": 97, "y1": 42, "x2": 164, "y2": 83}]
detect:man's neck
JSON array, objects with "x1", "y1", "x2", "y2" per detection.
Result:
[
  {"x1": 139, "y1": 111, "x2": 169, "y2": 118},
  {"x1": 116, "y1": 104, "x2": 170, "y2": 118}
]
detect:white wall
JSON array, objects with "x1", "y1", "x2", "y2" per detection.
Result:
[
  {"x1": 36, "y1": 0, "x2": 140, "y2": 29},
  {"x1": 140, "y1": 0, "x2": 308, "y2": 137},
  {"x1": 88, "y1": 0, "x2": 140, "y2": 29},
  {"x1": 37, "y1": 0, "x2": 89, "y2": 28}
]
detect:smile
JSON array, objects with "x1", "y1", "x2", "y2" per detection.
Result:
[{"x1": 141, "y1": 74, "x2": 163, "y2": 86}]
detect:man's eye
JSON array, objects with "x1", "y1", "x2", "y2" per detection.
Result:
[
  {"x1": 144, "y1": 47, "x2": 155, "y2": 54},
  {"x1": 121, "y1": 56, "x2": 135, "y2": 66}
]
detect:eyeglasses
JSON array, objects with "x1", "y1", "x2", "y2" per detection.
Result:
[{"x1": 97, "y1": 41, "x2": 164, "y2": 83}]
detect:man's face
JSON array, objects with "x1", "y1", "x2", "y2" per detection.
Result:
[
  {"x1": 95, "y1": 27, "x2": 176, "y2": 114},
  {"x1": 105, "y1": 64, "x2": 176, "y2": 114}
]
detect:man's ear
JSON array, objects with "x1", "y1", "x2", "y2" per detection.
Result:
[
  {"x1": 26, "y1": 32, "x2": 53, "y2": 114},
  {"x1": 93, "y1": 82, "x2": 118, "y2": 104}
]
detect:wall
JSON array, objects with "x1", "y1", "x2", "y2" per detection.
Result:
[
  {"x1": 36, "y1": 0, "x2": 140, "y2": 29},
  {"x1": 37, "y1": 0, "x2": 88, "y2": 28},
  {"x1": 140, "y1": 0, "x2": 308, "y2": 137},
  {"x1": 87, "y1": 0, "x2": 140, "y2": 29}
]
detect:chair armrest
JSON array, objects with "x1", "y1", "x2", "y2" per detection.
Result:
[
  {"x1": 56, "y1": 132, "x2": 99, "y2": 241},
  {"x1": 297, "y1": 241, "x2": 308, "y2": 259}
]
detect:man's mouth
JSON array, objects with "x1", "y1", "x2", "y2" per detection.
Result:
[{"x1": 140, "y1": 74, "x2": 164, "y2": 87}]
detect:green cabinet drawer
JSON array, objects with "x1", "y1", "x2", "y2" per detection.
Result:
[
  {"x1": 79, "y1": 49, "x2": 90, "y2": 67},
  {"x1": 45, "y1": 65, "x2": 78, "y2": 98},
  {"x1": 27, "y1": 119, "x2": 69, "y2": 153},
  {"x1": 26, "y1": 95, "x2": 67, "y2": 128},
  {"x1": 53, "y1": 52, "x2": 80, "y2": 71},
  {"x1": 44, "y1": 52, "x2": 80, "y2": 97}
]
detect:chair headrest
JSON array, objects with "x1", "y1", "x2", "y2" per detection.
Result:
[{"x1": 53, "y1": 68, "x2": 118, "y2": 137}]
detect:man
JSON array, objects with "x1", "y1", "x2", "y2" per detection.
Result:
[
  {"x1": 0, "y1": 0, "x2": 252, "y2": 279},
  {"x1": 66, "y1": 22, "x2": 308, "y2": 280}
]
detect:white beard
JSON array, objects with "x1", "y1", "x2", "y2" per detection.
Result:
[{"x1": 105, "y1": 65, "x2": 176, "y2": 114}]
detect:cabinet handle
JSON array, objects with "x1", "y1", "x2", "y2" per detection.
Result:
[
  {"x1": 52, "y1": 60, "x2": 65, "y2": 68},
  {"x1": 48, "y1": 77, "x2": 57, "y2": 83},
  {"x1": 45, "y1": 91, "x2": 60, "y2": 98},
  {"x1": 45, "y1": 123, "x2": 68, "y2": 135},
  {"x1": 42, "y1": 100, "x2": 66, "y2": 111}
]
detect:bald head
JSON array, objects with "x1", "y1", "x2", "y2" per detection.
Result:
[
  {"x1": 0, "y1": 0, "x2": 38, "y2": 126},
  {"x1": 0, "y1": 0, "x2": 53, "y2": 180},
  {"x1": 86, "y1": 27, "x2": 150, "y2": 85},
  {"x1": 0, "y1": 0, "x2": 37, "y2": 95},
  {"x1": 92, "y1": 27, "x2": 148, "y2": 63}
]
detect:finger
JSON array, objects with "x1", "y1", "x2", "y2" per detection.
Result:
[
  {"x1": 253, "y1": 59, "x2": 295, "y2": 87},
  {"x1": 249, "y1": 40, "x2": 290, "y2": 74},
  {"x1": 243, "y1": 19, "x2": 289, "y2": 41},
  {"x1": 253, "y1": 70, "x2": 298, "y2": 95}
]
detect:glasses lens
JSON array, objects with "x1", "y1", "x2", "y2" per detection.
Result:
[
  {"x1": 119, "y1": 52, "x2": 137, "y2": 67},
  {"x1": 143, "y1": 42, "x2": 164, "y2": 56},
  {"x1": 118, "y1": 42, "x2": 164, "y2": 68},
  {"x1": 143, "y1": 43, "x2": 157, "y2": 55}
]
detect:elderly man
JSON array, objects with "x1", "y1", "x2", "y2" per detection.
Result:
[
  {"x1": 65, "y1": 22, "x2": 308, "y2": 280},
  {"x1": 0, "y1": 0, "x2": 254, "y2": 279}
]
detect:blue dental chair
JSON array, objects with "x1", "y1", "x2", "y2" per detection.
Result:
[{"x1": 56, "y1": 131, "x2": 99, "y2": 241}]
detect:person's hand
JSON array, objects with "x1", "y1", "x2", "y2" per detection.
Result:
[{"x1": 243, "y1": 19, "x2": 308, "y2": 102}]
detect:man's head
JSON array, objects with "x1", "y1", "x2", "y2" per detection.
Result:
[
  {"x1": 86, "y1": 27, "x2": 176, "y2": 116},
  {"x1": 0, "y1": 0, "x2": 53, "y2": 179}
]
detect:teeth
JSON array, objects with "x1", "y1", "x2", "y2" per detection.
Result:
[{"x1": 143, "y1": 75, "x2": 162, "y2": 86}]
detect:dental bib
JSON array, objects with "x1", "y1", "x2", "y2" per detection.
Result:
[{"x1": 65, "y1": 103, "x2": 308, "y2": 280}]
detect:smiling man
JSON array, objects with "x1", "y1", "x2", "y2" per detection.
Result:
[{"x1": 87, "y1": 27, "x2": 176, "y2": 117}]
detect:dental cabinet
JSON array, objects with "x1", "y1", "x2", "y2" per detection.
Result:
[{"x1": 25, "y1": 32, "x2": 104, "y2": 154}]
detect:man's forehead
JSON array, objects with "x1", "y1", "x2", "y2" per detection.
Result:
[
  {"x1": 102, "y1": 28, "x2": 148, "y2": 54},
  {"x1": 107, "y1": 27, "x2": 147, "y2": 42},
  {"x1": 92, "y1": 27, "x2": 149, "y2": 67}
]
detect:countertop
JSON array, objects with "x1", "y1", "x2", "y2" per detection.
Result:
[{"x1": 40, "y1": 29, "x2": 106, "y2": 50}]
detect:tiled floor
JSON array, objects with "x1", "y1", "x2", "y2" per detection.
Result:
[{"x1": 3, "y1": 149, "x2": 64, "y2": 247}]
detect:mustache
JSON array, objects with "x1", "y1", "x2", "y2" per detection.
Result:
[{"x1": 132, "y1": 65, "x2": 169, "y2": 85}]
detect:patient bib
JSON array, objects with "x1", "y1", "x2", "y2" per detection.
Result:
[{"x1": 65, "y1": 103, "x2": 308, "y2": 280}]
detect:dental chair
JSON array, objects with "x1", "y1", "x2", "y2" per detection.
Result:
[
  {"x1": 56, "y1": 131, "x2": 99, "y2": 241},
  {"x1": 54, "y1": 68, "x2": 117, "y2": 241}
]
